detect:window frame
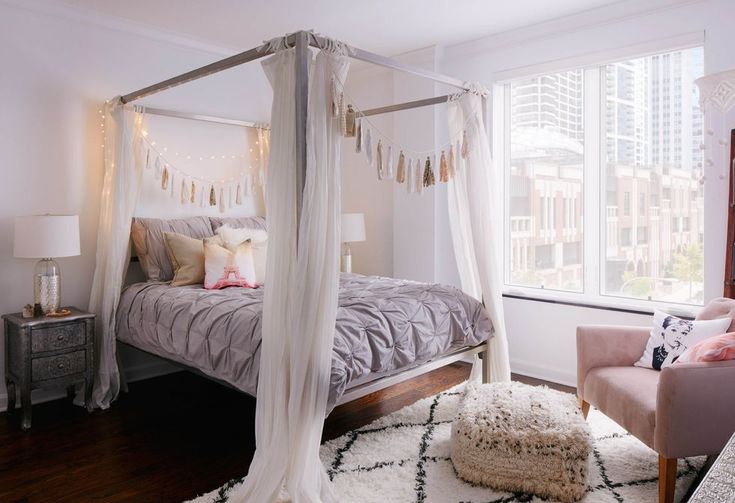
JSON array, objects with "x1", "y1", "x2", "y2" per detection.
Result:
[{"x1": 496, "y1": 45, "x2": 705, "y2": 316}]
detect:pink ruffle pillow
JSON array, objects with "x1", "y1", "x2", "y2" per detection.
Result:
[{"x1": 677, "y1": 332, "x2": 735, "y2": 363}]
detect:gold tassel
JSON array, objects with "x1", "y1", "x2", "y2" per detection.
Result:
[
  {"x1": 461, "y1": 130, "x2": 470, "y2": 159},
  {"x1": 339, "y1": 94, "x2": 347, "y2": 137},
  {"x1": 236, "y1": 183, "x2": 243, "y2": 205},
  {"x1": 396, "y1": 150, "x2": 406, "y2": 183},
  {"x1": 161, "y1": 167, "x2": 169, "y2": 190},
  {"x1": 448, "y1": 145, "x2": 456, "y2": 179},
  {"x1": 345, "y1": 105, "x2": 356, "y2": 137},
  {"x1": 355, "y1": 119, "x2": 362, "y2": 153},
  {"x1": 376, "y1": 139, "x2": 383, "y2": 180},
  {"x1": 191, "y1": 181, "x2": 196, "y2": 204},
  {"x1": 219, "y1": 187, "x2": 225, "y2": 213},
  {"x1": 209, "y1": 185, "x2": 216, "y2": 206},
  {"x1": 440, "y1": 151, "x2": 449, "y2": 183},
  {"x1": 423, "y1": 157, "x2": 435, "y2": 188}
]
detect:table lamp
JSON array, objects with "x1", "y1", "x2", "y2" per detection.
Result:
[
  {"x1": 14, "y1": 215, "x2": 80, "y2": 314},
  {"x1": 340, "y1": 213, "x2": 366, "y2": 273}
]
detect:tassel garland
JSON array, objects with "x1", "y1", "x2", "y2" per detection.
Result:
[
  {"x1": 345, "y1": 105, "x2": 356, "y2": 137},
  {"x1": 396, "y1": 151, "x2": 406, "y2": 183},
  {"x1": 439, "y1": 151, "x2": 449, "y2": 183},
  {"x1": 209, "y1": 185, "x2": 216, "y2": 207}
]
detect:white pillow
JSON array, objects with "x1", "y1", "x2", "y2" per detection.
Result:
[
  {"x1": 215, "y1": 224, "x2": 267, "y2": 285},
  {"x1": 634, "y1": 310, "x2": 731, "y2": 370},
  {"x1": 203, "y1": 240, "x2": 257, "y2": 289}
]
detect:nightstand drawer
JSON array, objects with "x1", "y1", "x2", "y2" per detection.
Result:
[
  {"x1": 31, "y1": 323, "x2": 85, "y2": 353},
  {"x1": 32, "y1": 350, "x2": 86, "y2": 381}
]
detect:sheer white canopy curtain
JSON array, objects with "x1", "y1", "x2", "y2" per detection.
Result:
[
  {"x1": 228, "y1": 40, "x2": 349, "y2": 503},
  {"x1": 89, "y1": 100, "x2": 146, "y2": 408},
  {"x1": 448, "y1": 90, "x2": 511, "y2": 382}
]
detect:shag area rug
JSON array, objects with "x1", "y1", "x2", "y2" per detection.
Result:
[{"x1": 188, "y1": 384, "x2": 704, "y2": 503}]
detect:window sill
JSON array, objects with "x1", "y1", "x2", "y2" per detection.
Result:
[{"x1": 501, "y1": 289, "x2": 698, "y2": 319}]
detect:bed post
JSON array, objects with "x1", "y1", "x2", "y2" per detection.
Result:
[
  {"x1": 294, "y1": 30, "x2": 310, "y2": 234},
  {"x1": 480, "y1": 92, "x2": 492, "y2": 386}
]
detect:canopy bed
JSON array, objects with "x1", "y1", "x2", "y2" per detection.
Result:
[{"x1": 91, "y1": 30, "x2": 509, "y2": 502}]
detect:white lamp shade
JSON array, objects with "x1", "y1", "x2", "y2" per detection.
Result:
[
  {"x1": 341, "y1": 213, "x2": 366, "y2": 243},
  {"x1": 14, "y1": 215, "x2": 81, "y2": 258}
]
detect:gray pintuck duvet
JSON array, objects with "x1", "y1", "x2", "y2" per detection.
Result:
[{"x1": 116, "y1": 273, "x2": 492, "y2": 409}]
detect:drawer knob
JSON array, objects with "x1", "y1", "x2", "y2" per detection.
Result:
[
  {"x1": 57, "y1": 335, "x2": 65, "y2": 341},
  {"x1": 57, "y1": 362, "x2": 65, "y2": 369}
]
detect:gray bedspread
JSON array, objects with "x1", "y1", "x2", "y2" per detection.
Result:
[{"x1": 116, "y1": 273, "x2": 492, "y2": 407}]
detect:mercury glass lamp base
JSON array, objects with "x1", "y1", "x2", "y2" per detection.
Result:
[{"x1": 34, "y1": 258, "x2": 61, "y2": 314}]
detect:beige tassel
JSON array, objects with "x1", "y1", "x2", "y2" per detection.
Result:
[
  {"x1": 405, "y1": 157, "x2": 413, "y2": 191},
  {"x1": 236, "y1": 183, "x2": 243, "y2": 205},
  {"x1": 376, "y1": 140, "x2": 383, "y2": 180},
  {"x1": 161, "y1": 167, "x2": 169, "y2": 190},
  {"x1": 448, "y1": 145, "x2": 456, "y2": 178},
  {"x1": 355, "y1": 119, "x2": 362, "y2": 153},
  {"x1": 170, "y1": 173, "x2": 175, "y2": 197},
  {"x1": 440, "y1": 151, "x2": 449, "y2": 183},
  {"x1": 461, "y1": 130, "x2": 470, "y2": 159},
  {"x1": 416, "y1": 159, "x2": 423, "y2": 194},
  {"x1": 180, "y1": 179, "x2": 188, "y2": 205},
  {"x1": 219, "y1": 188, "x2": 225, "y2": 213},
  {"x1": 396, "y1": 151, "x2": 406, "y2": 183},
  {"x1": 190, "y1": 181, "x2": 196, "y2": 204},
  {"x1": 345, "y1": 105, "x2": 356, "y2": 137},
  {"x1": 209, "y1": 185, "x2": 216, "y2": 206}
]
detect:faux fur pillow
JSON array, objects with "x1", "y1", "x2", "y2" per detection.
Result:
[
  {"x1": 215, "y1": 224, "x2": 268, "y2": 285},
  {"x1": 634, "y1": 311, "x2": 730, "y2": 370},
  {"x1": 203, "y1": 239, "x2": 257, "y2": 289},
  {"x1": 678, "y1": 332, "x2": 735, "y2": 363}
]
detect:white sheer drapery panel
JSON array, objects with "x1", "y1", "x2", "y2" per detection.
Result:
[
  {"x1": 286, "y1": 48, "x2": 348, "y2": 502},
  {"x1": 88, "y1": 100, "x2": 146, "y2": 408},
  {"x1": 230, "y1": 48, "x2": 298, "y2": 503},
  {"x1": 447, "y1": 92, "x2": 511, "y2": 382},
  {"x1": 229, "y1": 43, "x2": 348, "y2": 503}
]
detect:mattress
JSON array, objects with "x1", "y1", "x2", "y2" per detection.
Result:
[{"x1": 116, "y1": 273, "x2": 492, "y2": 408}]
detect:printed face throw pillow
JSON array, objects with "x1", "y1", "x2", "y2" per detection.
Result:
[{"x1": 635, "y1": 311, "x2": 731, "y2": 370}]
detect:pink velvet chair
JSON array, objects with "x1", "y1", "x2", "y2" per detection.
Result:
[{"x1": 576, "y1": 298, "x2": 735, "y2": 503}]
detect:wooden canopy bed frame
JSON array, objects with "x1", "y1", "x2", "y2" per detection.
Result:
[{"x1": 115, "y1": 30, "x2": 493, "y2": 406}]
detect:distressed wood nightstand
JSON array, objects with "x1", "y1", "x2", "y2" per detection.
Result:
[{"x1": 3, "y1": 307, "x2": 94, "y2": 430}]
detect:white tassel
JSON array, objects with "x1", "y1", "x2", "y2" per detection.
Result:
[
  {"x1": 154, "y1": 157, "x2": 163, "y2": 180},
  {"x1": 236, "y1": 183, "x2": 243, "y2": 205},
  {"x1": 364, "y1": 128, "x2": 373, "y2": 166},
  {"x1": 386, "y1": 146, "x2": 394, "y2": 180},
  {"x1": 170, "y1": 173, "x2": 175, "y2": 198},
  {"x1": 145, "y1": 149, "x2": 151, "y2": 169},
  {"x1": 180, "y1": 179, "x2": 189, "y2": 205},
  {"x1": 376, "y1": 140, "x2": 383, "y2": 180},
  {"x1": 244, "y1": 175, "x2": 252, "y2": 197},
  {"x1": 406, "y1": 158, "x2": 414, "y2": 193},
  {"x1": 228, "y1": 186, "x2": 233, "y2": 209},
  {"x1": 199, "y1": 186, "x2": 205, "y2": 208},
  {"x1": 219, "y1": 187, "x2": 225, "y2": 213}
]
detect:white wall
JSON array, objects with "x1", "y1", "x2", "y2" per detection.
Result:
[{"x1": 0, "y1": 1, "x2": 270, "y2": 408}]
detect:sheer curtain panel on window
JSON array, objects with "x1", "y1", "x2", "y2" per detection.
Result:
[
  {"x1": 228, "y1": 39, "x2": 349, "y2": 503},
  {"x1": 448, "y1": 91, "x2": 511, "y2": 382},
  {"x1": 89, "y1": 100, "x2": 146, "y2": 408}
]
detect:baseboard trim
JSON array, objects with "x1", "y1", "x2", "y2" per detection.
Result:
[{"x1": 510, "y1": 358, "x2": 577, "y2": 389}]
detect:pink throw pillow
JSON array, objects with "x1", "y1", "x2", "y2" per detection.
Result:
[{"x1": 677, "y1": 332, "x2": 735, "y2": 363}]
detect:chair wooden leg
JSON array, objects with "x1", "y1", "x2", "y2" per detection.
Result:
[
  {"x1": 578, "y1": 398, "x2": 590, "y2": 419},
  {"x1": 659, "y1": 455, "x2": 676, "y2": 503}
]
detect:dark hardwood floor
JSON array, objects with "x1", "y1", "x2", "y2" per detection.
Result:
[{"x1": 0, "y1": 364, "x2": 573, "y2": 503}]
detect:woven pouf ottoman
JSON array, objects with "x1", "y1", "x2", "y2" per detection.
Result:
[{"x1": 451, "y1": 382, "x2": 592, "y2": 502}]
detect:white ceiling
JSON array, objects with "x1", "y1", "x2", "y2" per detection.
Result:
[{"x1": 58, "y1": 0, "x2": 627, "y2": 55}]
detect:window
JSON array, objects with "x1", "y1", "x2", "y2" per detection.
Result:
[{"x1": 502, "y1": 46, "x2": 704, "y2": 306}]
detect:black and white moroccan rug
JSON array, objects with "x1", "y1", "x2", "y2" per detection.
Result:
[{"x1": 188, "y1": 384, "x2": 704, "y2": 503}]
